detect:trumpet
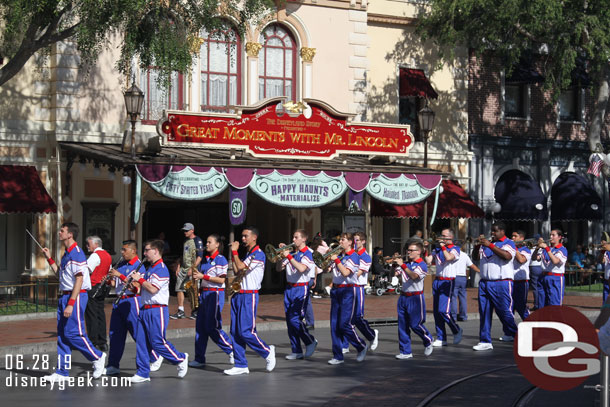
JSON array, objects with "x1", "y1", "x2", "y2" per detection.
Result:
[
  {"x1": 312, "y1": 243, "x2": 344, "y2": 270},
  {"x1": 265, "y1": 243, "x2": 296, "y2": 263}
]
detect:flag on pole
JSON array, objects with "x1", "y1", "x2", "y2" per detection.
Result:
[{"x1": 588, "y1": 153, "x2": 604, "y2": 177}]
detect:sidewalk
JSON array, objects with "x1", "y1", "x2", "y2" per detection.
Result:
[{"x1": 0, "y1": 288, "x2": 603, "y2": 356}]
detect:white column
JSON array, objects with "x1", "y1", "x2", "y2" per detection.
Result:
[
  {"x1": 300, "y1": 47, "x2": 316, "y2": 99},
  {"x1": 245, "y1": 42, "x2": 262, "y2": 104}
]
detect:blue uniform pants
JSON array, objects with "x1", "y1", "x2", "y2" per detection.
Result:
[
  {"x1": 450, "y1": 276, "x2": 468, "y2": 321},
  {"x1": 478, "y1": 280, "x2": 517, "y2": 343},
  {"x1": 604, "y1": 280, "x2": 609, "y2": 304},
  {"x1": 304, "y1": 278, "x2": 315, "y2": 327},
  {"x1": 540, "y1": 274, "x2": 564, "y2": 306},
  {"x1": 330, "y1": 286, "x2": 366, "y2": 360},
  {"x1": 529, "y1": 265, "x2": 543, "y2": 308},
  {"x1": 284, "y1": 285, "x2": 315, "y2": 354},
  {"x1": 56, "y1": 292, "x2": 103, "y2": 376},
  {"x1": 433, "y1": 279, "x2": 460, "y2": 341},
  {"x1": 352, "y1": 286, "x2": 376, "y2": 341},
  {"x1": 230, "y1": 292, "x2": 272, "y2": 368},
  {"x1": 135, "y1": 306, "x2": 186, "y2": 378},
  {"x1": 194, "y1": 290, "x2": 233, "y2": 363},
  {"x1": 107, "y1": 296, "x2": 153, "y2": 369},
  {"x1": 397, "y1": 294, "x2": 433, "y2": 354},
  {"x1": 512, "y1": 280, "x2": 530, "y2": 320}
]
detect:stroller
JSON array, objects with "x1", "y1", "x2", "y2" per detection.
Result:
[{"x1": 367, "y1": 266, "x2": 401, "y2": 296}]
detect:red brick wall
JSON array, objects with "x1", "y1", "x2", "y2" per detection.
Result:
[{"x1": 468, "y1": 49, "x2": 608, "y2": 142}]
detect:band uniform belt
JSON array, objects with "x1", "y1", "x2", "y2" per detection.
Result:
[
  {"x1": 200, "y1": 287, "x2": 224, "y2": 292},
  {"x1": 514, "y1": 280, "x2": 529, "y2": 283},
  {"x1": 142, "y1": 304, "x2": 167, "y2": 309},
  {"x1": 63, "y1": 290, "x2": 87, "y2": 295},
  {"x1": 544, "y1": 272, "x2": 564, "y2": 276},
  {"x1": 335, "y1": 284, "x2": 356, "y2": 288},
  {"x1": 436, "y1": 277, "x2": 455, "y2": 281},
  {"x1": 238, "y1": 290, "x2": 259, "y2": 294},
  {"x1": 401, "y1": 291, "x2": 423, "y2": 297},
  {"x1": 483, "y1": 279, "x2": 513, "y2": 282},
  {"x1": 120, "y1": 294, "x2": 140, "y2": 299},
  {"x1": 286, "y1": 282, "x2": 308, "y2": 287}
]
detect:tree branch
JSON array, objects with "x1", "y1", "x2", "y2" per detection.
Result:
[{"x1": 514, "y1": 22, "x2": 542, "y2": 43}]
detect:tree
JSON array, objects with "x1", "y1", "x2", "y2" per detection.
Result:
[
  {"x1": 0, "y1": 0, "x2": 274, "y2": 88},
  {"x1": 417, "y1": 0, "x2": 610, "y2": 152}
]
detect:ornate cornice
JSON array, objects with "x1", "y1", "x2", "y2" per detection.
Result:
[{"x1": 367, "y1": 13, "x2": 417, "y2": 26}]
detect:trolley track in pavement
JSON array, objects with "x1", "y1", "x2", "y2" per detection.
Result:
[{"x1": 415, "y1": 364, "x2": 540, "y2": 407}]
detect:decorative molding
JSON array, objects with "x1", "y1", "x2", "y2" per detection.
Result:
[
  {"x1": 188, "y1": 36, "x2": 205, "y2": 54},
  {"x1": 367, "y1": 13, "x2": 417, "y2": 26},
  {"x1": 300, "y1": 47, "x2": 316, "y2": 62},
  {"x1": 245, "y1": 42, "x2": 263, "y2": 57}
]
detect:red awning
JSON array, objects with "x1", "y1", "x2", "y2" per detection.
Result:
[
  {"x1": 399, "y1": 68, "x2": 439, "y2": 99},
  {"x1": 371, "y1": 180, "x2": 484, "y2": 219},
  {"x1": 0, "y1": 165, "x2": 57, "y2": 214}
]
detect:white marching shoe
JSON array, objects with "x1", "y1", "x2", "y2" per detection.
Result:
[{"x1": 150, "y1": 356, "x2": 164, "y2": 372}]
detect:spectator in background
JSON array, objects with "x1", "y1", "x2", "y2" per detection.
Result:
[
  {"x1": 529, "y1": 234, "x2": 543, "y2": 310},
  {"x1": 570, "y1": 244, "x2": 586, "y2": 270},
  {"x1": 158, "y1": 232, "x2": 171, "y2": 256},
  {"x1": 371, "y1": 247, "x2": 386, "y2": 277}
]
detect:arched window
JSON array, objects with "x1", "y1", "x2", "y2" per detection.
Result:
[
  {"x1": 200, "y1": 24, "x2": 241, "y2": 111},
  {"x1": 140, "y1": 69, "x2": 183, "y2": 124},
  {"x1": 258, "y1": 24, "x2": 297, "y2": 100}
]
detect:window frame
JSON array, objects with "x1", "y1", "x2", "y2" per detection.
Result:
[
  {"x1": 140, "y1": 69, "x2": 184, "y2": 125},
  {"x1": 501, "y1": 70, "x2": 531, "y2": 122},
  {"x1": 199, "y1": 25, "x2": 242, "y2": 112},
  {"x1": 558, "y1": 87, "x2": 583, "y2": 123},
  {"x1": 258, "y1": 24, "x2": 297, "y2": 101}
]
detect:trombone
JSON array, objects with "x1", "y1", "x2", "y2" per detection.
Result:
[
  {"x1": 312, "y1": 243, "x2": 344, "y2": 270},
  {"x1": 264, "y1": 243, "x2": 296, "y2": 263}
]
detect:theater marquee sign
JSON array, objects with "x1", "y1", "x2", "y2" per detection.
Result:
[{"x1": 157, "y1": 98, "x2": 414, "y2": 160}]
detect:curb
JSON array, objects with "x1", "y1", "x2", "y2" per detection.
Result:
[{"x1": 0, "y1": 311, "x2": 56, "y2": 323}]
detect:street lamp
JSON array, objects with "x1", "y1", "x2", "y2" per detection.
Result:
[
  {"x1": 418, "y1": 104, "x2": 435, "y2": 168},
  {"x1": 123, "y1": 82, "x2": 145, "y2": 159},
  {"x1": 418, "y1": 103, "x2": 435, "y2": 240}
]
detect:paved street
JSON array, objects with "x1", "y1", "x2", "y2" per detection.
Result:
[{"x1": 0, "y1": 318, "x2": 602, "y2": 406}]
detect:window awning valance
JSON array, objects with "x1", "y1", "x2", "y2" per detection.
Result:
[
  {"x1": 399, "y1": 69, "x2": 438, "y2": 99},
  {"x1": 0, "y1": 165, "x2": 57, "y2": 214}
]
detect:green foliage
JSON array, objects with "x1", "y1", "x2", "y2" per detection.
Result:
[
  {"x1": 417, "y1": 0, "x2": 610, "y2": 95},
  {"x1": 0, "y1": 0, "x2": 276, "y2": 87}
]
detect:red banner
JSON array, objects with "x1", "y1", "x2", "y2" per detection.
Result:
[{"x1": 157, "y1": 99, "x2": 414, "y2": 160}]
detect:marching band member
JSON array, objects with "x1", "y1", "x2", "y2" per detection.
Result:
[
  {"x1": 171, "y1": 223, "x2": 204, "y2": 320},
  {"x1": 450, "y1": 248, "x2": 479, "y2": 322},
  {"x1": 473, "y1": 222, "x2": 518, "y2": 351},
  {"x1": 41, "y1": 222, "x2": 106, "y2": 383},
  {"x1": 224, "y1": 227, "x2": 276, "y2": 375},
  {"x1": 189, "y1": 234, "x2": 234, "y2": 368},
  {"x1": 279, "y1": 229, "x2": 318, "y2": 360},
  {"x1": 425, "y1": 228, "x2": 463, "y2": 347},
  {"x1": 599, "y1": 240, "x2": 610, "y2": 303},
  {"x1": 103, "y1": 240, "x2": 159, "y2": 375},
  {"x1": 84, "y1": 235, "x2": 111, "y2": 352},
  {"x1": 538, "y1": 229, "x2": 568, "y2": 307},
  {"x1": 130, "y1": 239, "x2": 189, "y2": 382},
  {"x1": 511, "y1": 230, "x2": 531, "y2": 320},
  {"x1": 328, "y1": 233, "x2": 367, "y2": 365},
  {"x1": 352, "y1": 232, "x2": 379, "y2": 350},
  {"x1": 393, "y1": 242, "x2": 434, "y2": 359}
]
